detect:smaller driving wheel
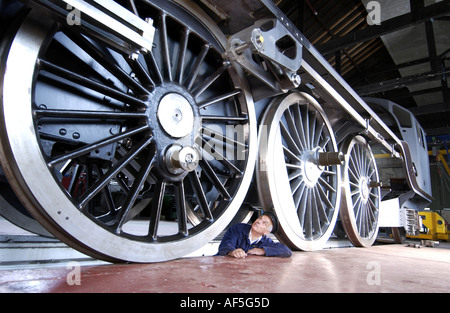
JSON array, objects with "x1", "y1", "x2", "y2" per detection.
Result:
[
  {"x1": 257, "y1": 92, "x2": 342, "y2": 251},
  {"x1": 340, "y1": 135, "x2": 381, "y2": 247}
]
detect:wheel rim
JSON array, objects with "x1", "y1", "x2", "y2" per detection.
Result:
[
  {"x1": 257, "y1": 92, "x2": 341, "y2": 251},
  {"x1": 340, "y1": 135, "x2": 380, "y2": 247},
  {"x1": 0, "y1": 1, "x2": 256, "y2": 262}
]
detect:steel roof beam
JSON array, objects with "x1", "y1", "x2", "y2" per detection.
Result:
[{"x1": 317, "y1": 0, "x2": 450, "y2": 55}]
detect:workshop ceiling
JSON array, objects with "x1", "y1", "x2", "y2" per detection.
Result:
[{"x1": 277, "y1": 0, "x2": 450, "y2": 137}]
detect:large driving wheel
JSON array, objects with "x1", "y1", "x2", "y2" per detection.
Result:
[
  {"x1": 0, "y1": 0, "x2": 256, "y2": 262},
  {"x1": 339, "y1": 135, "x2": 380, "y2": 247},
  {"x1": 257, "y1": 92, "x2": 341, "y2": 251}
]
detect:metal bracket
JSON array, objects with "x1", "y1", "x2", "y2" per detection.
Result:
[{"x1": 226, "y1": 18, "x2": 303, "y2": 90}]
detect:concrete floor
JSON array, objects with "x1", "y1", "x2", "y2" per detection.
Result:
[{"x1": 1, "y1": 243, "x2": 449, "y2": 293}]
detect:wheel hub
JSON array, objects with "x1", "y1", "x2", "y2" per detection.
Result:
[
  {"x1": 359, "y1": 177, "x2": 370, "y2": 203},
  {"x1": 157, "y1": 93, "x2": 195, "y2": 138},
  {"x1": 165, "y1": 144, "x2": 200, "y2": 174},
  {"x1": 146, "y1": 85, "x2": 201, "y2": 178},
  {"x1": 302, "y1": 149, "x2": 324, "y2": 188}
]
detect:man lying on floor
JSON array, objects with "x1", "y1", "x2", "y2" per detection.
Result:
[{"x1": 217, "y1": 212, "x2": 292, "y2": 258}]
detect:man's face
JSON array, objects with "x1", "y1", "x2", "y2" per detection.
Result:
[{"x1": 252, "y1": 215, "x2": 273, "y2": 236}]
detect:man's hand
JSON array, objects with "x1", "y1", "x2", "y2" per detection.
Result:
[
  {"x1": 227, "y1": 248, "x2": 266, "y2": 258},
  {"x1": 247, "y1": 248, "x2": 265, "y2": 256},
  {"x1": 227, "y1": 248, "x2": 247, "y2": 259}
]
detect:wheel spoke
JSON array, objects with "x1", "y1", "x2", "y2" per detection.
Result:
[
  {"x1": 176, "y1": 27, "x2": 190, "y2": 84},
  {"x1": 160, "y1": 13, "x2": 172, "y2": 82},
  {"x1": 148, "y1": 181, "x2": 166, "y2": 240},
  {"x1": 314, "y1": 186, "x2": 329, "y2": 225},
  {"x1": 201, "y1": 138, "x2": 242, "y2": 175},
  {"x1": 293, "y1": 104, "x2": 308, "y2": 150},
  {"x1": 353, "y1": 195, "x2": 362, "y2": 218},
  {"x1": 193, "y1": 62, "x2": 230, "y2": 99},
  {"x1": 297, "y1": 185, "x2": 308, "y2": 227},
  {"x1": 280, "y1": 121, "x2": 301, "y2": 156},
  {"x1": 284, "y1": 108, "x2": 304, "y2": 151},
  {"x1": 38, "y1": 59, "x2": 147, "y2": 108},
  {"x1": 318, "y1": 176, "x2": 336, "y2": 193},
  {"x1": 283, "y1": 145, "x2": 302, "y2": 163},
  {"x1": 198, "y1": 90, "x2": 241, "y2": 109},
  {"x1": 144, "y1": 50, "x2": 164, "y2": 83},
  {"x1": 199, "y1": 159, "x2": 231, "y2": 201},
  {"x1": 304, "y1": 189, "x2": 313, "y2": 238},
  {"x1": 48, "y1": 125, "x2": 150, "y2": 167},
  {"x1": 62, "y1": 30, "x2": 151, "y2": 96},
  {"x1": 188, "y1": 171, "x2": 213, "y2": 221},
  {"x1": 185, "y1": 44, "x2": 210, "y2": 90},
  {"x1": 289, "y1": 170, "x2": 303, "y2": 182},
  {"x1": 35, "y1": 109, "x2": 147, "y2": 120},
  {"x1": 202, "y1": 125, "x2": 248, "y2": 150},
  {"x1": 293, "y1": 180, "x2": 306, "y2": 208},
  {"x1": 174, "y1": 181, "x2": 188, "y2": 236},
  {"x1": 114, "y1": 153, "x2": 156, "y2": 233},
  {"x1": 317, "y1": 183, "x2": 334, "y2": 210},
  {"x1": 201, "y1": 116, "x2": 247, "y2": 123},
  {"x1": 309, "y1": 112, "x2": 317, "y2": 150},
  {"x1": 77, "y1": 136, "x2": 153, "y2": 209},
  {"x1": 303, "y1": 104, "x2": 311, "y2": 149},
  {"x1": 126, "y1": 57, "x2": 155, "y2": 90},
  {"x1": 313, "y1": 122, "x2": 324, "y2": 147},
  {"x1": 319, "y1": 136, "x2": 331, "y2": 150},
  {"x1": 95, "y1": 164, "x2": 116, "y2": 216}
]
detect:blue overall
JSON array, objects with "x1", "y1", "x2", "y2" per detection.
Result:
[{"x1": 217, "y1": 223, "x2": 292, "y2": 257}]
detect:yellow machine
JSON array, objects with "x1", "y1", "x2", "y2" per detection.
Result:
[
  {"x1": 408, "y1": 211, "x2": 450, "y2": 241},
  {"x1": 428, "y1": 150, "x2": 450, "y2": 177}
]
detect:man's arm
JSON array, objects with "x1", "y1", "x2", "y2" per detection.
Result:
[
  {"x1": 217, "y1": 224, "x2": 241, "y2": 256},
  {"x1": 257, "y1": 237, "x2": 292, "y2": 258}
]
